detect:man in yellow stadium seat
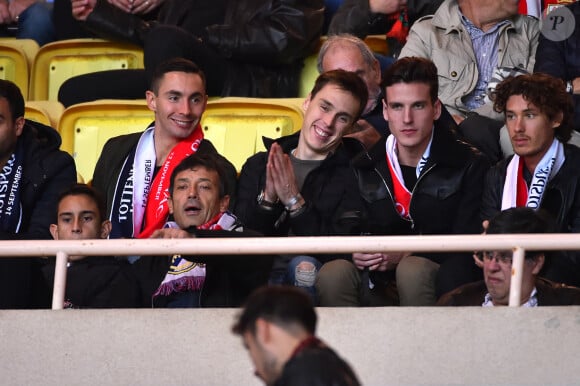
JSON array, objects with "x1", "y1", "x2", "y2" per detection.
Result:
[{"x1": 91, "y1": 58, "x2": 236, "y2": 251}]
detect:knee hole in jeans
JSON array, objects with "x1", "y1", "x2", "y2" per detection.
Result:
[{"x1": 294, "y1": 261, "x2": 318, "y2": 287}]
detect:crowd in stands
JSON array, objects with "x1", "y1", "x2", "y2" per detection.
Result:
[{"x1": 2, "y1": 0, "x2": 580, "y2": 312}]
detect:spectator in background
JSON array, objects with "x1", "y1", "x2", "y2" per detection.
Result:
[
  {"x1": 399, "y1": 0, "x2": 539, "y2": 163},
  {"x1": 43, "y1": 184, "x2": 141, "y2": 308},
  {"x1": 0, "y1": 79, "x2": 76, "y2": 308},
  {"x1": 0, "y1": 0, "x2": 55, "y2": 46},
  {"x1": 232, "y1": 286, "x2": 361, "y2": 386},
  {"x1": 91, "y1": 58, "x2": 236, "y2": 244},
  {"x1": 59, "y1": 0, "x2": 324, "y2": 106},
  {"x1": 316, "y1": 57, "x2": 489, "y2": 307},
  {"x1": 134, "y1": 153, "x2": 272, "y2": 308},
  {"x1": 438, "y1": 207, "x2": 580, "y2": 306},
  {"x1": 234, "y1": 70, "x2": 368, "y2": 303},
  {"x1": 482, "y1": 72, "x2": 580, "y2": 287},
  {"x1": 534, "y1": 2, "x2": 580, "y2": 147}
]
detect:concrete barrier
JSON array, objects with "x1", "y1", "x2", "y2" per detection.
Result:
[{"x1": 1, "y1": 307, "x2": 579, "y2": 385}]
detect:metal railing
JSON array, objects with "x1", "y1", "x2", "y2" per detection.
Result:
[{"x1": 0, "y1": 233, "x2": 577, "y2": 309}]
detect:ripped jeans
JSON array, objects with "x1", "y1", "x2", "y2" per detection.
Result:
[{"x1": 270, "y1": 255, "x2": 322, "y2": 304}]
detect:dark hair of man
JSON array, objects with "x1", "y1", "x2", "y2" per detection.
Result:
[
  {"x1": 486, "y1": 207, "x2": 556, "y2": 258},
  {"x1": 381, "y1": 57, "x2": 439, "y2": 103},
  {"x1": 492, "y1": 73, "x2": 574, "y2": 143},
  {"x1": 232, "y1": 286, "x2": 317, "y2": 336},
  {"x1": 168, "y1": 153, "x2": 228, "y2": 198},
  {"x1": 56, "y1": 184, "x2": 107, "y2": 222},
  {"x1": 149, "y1": 58, "x2": 207, "y2": 95},
  {"x1": 0, "y1": 79, "x2": 25, "y2": 122},
  {"x1": 310, "y1": 69, "x2": 368, "y2": 120}
]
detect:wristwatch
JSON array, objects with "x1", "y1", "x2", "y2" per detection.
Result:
[
  {"x1": 567, "y1": 80, "x2": 574, "y2": 94},
  {"x1": 257, "y1": 190, "x2": 277, "y2": 210}
]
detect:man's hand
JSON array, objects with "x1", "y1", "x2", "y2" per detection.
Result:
[
  {"x1": 71, "y1": 0, "x2": 97, "y2": 21},
  {"x1": 150, "y1": 228, "x2": 191, "y2": 239},
  {"x1": 352, "y1": 251, "x2": 409, "y2": 271},
  {"x1": 8, "y1": 0, "x2": 35, "y2": 22},
  {"x1": 0, "y1": 1, "x2": 12, "y2": 24},
  {"x1": 268, "y1": 142, "x2": 301, "y2": 207}
]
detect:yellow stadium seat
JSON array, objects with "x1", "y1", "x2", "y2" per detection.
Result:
[
  {"x1": 30, "y1": 39, "x2": 144, "y2": 101},
  {"x1": 0, "y1": 38, "x2": 39, "y2": 99},
  {"x1": 25, "y1": 100, "x2": 64, "y2": 128},
  {"x1": 364, "y1": 35, "x2": 389, "y2": 55},
  {"x1": 58, "y1": 99, "x2": 153, "y2": 182},
  {"x1": 201, "y1": 97, "x2": 304, "y2": 172}
]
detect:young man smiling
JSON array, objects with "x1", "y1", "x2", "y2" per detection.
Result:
[
  {"x1": 234, "y1": 70, "x2": 368, "y2": 301},
  {"x1": 482, "y1": 72, "x2": 580, "y2": 287},
  {"x1": 92, "y1": 58, "x2": 236, "y2": 243}
]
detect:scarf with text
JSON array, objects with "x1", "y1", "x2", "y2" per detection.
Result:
[
  {"x1": 501, "y1": 139, "x2": 565, "y2": 211},
  {"x1": 109, "y1": 125, "x2": 203, "y2": 239},
  {"x1": 0, "y1": 141, "x2": 24, "y2": 233},
  {"x1": 152, "y1": 211, "x2": 239, "y2": 298},
  {"x1": 385, "y1": 132, "x2": 432, "y2": 219}
]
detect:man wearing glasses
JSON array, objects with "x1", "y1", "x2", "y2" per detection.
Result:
[{"x1": 438, "y1": 207, "x2": 580, "y2": 306}]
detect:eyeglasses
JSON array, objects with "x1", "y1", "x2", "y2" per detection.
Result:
[{"x1": 481, "y1": 251, "x2": 513, "y2": 266}]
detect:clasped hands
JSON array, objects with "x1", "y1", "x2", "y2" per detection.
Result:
[
  {"x1": 263, "y1": 143, "x2": 301, "y2": 210},
  {"x1": 352, "y1": 251, "x2": 410, "y2": 272}
]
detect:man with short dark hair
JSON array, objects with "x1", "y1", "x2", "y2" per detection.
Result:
[
  {"x1": 438, "y1": 207, "x2": 580, "y2": 306},
  {"x1": 92, "y1": 58, "x2": 236, "y2": 242},
  {"x1": 317, "y1": 57, "x2": 489, "y2": 306},
  {"x1": 0, "y1": 79, "x2": 76, "y2": 308},
  {"x1": 482, "y1": 72, "x2": 580, "y2": 287},
  {"x1": 232, "y1": 285, "x2": 361, "y2": 386},
  {"x1": 135, "y1": 153, "x2": 271, "y2": 308},
  {"x1": 44, "y1": 184, "x2": 141, "y2": 308}
]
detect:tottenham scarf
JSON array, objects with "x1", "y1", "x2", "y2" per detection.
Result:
[
  {"x1": 385, "y1": 132, "x2": 433, "y2": 219},
  {"x1": 501, "y1": 139, "x2": 565, "y2": 210},
  {"x1": 153, "y1": 211, "x2": 240, "y2": 299},
  {"x1": 0, "y1": 141, "x2": 24, "y2": 233},
  {"x1": 109, "y1": 124, "x2": 203, "y2": 239}
]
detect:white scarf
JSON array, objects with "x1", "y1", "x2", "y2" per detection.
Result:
[{"x1": 501, "y1": 139, "x2": 565, "y2": 210}]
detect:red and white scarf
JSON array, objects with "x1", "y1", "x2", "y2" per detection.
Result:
[
  {"x1": 131, "y1": 125, "x2": 203, "y2": 238},
  {"x1": 385, "y1": 133, "x2": 432, "y2": 219},
  {"x1": 501, "y1": 139, "x2": 565, "y2": 210}
]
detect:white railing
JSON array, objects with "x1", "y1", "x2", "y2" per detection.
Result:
[{"x1": 0, "y1": 233, "x2": 577, "y2": 309}]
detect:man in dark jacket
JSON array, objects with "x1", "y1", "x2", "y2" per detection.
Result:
[
  {"x1": 234, "y1": 70, "x2": 368, "y2": 301},
  {"x1": 43, "y1": 184, "x2": 141, "y2": 308},
  {"x1": 534, "y1": 2, "x2": 580, "y2": 144},
  {"x1": 438, "y1": 207, "x2": 580, "y2": 307},
  {"x1": 91, "y1": 58, "x2": 236, "y2": 243},
  {"x1": 481, "y1": 72, "x2": 580, "y2": 287},
  {"x1": 232, "y1": 286, "x2": 361, "y2": 386},
  {"x1": 135, "y1": 153, "x2": 271, "y2": 308},
  {"x1": 316, "y1": 57, "x2": 489, "y2": 306},
  {"x1": 60, "y1": 0, "x2": 324, "y2": 106},
  {"x1": 0, "y1": 79, "x2": 77, "y2": 308}
]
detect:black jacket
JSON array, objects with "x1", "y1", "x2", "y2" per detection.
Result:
[
  {"x1": 481, "y1": 144, "x2": 580, "y2": 285},
  {"x1": 534, "y1": 2, "x2": 580, "y2": 131},
  {"x1": 437, "y1": 277, "x2": 580, "y2": 306},
  {"x1": 0, "y1": 121, "x2": 76, "y2": 309},
  {"x1": 353, "y1": 123, "x2": 489, "y2": 263},
  {"x1": 85, "y1": 0, "x2": 324, "y2": 97},
  {"x1": 134, "y1": 228, "x2": 272, "y2": 307},
  {"x1": 42, "y1": 257, "x2": 142, "y2": 308},
  {"x1": 234, "y1": 132, "x2": 366, "y2": 242}
]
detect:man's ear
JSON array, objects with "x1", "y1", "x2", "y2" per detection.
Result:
[
  {"x1": 255, "y1": 318, "x2": 271, "y2": 345},
  {"x1": 49, "y1": 224, "x2": 59, "y2": 240},
  {"x1": 382, "y1": 99, "x2": 389, "y2": 122},
  {"x1": 100, "y1": 220, "x2": 112, "y2": 239},
  {"x1": 145, "y1": 90, "x2": 157, "y2": 112},
  {"x1": 15, "y1": 116, "x2": 25, "y2": 137},
  {"x1": 219, "y1": 195, "x2": 230, "y2": 212},
  {"x1": 303, "y1": 93, "x2": 312, "y2": 113},
  {"x1": 433, "y1": 99, "x2": 442, "y2": 121},
  {"x1": 532, "y1": 254, "x2": 545, "y2": 275},
  {"x1": 167, "y1": 196, "x2": 174, "y2": 215}
]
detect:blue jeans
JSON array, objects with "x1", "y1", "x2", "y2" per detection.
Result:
[
  {"x1": 270, "y1": 255, "x2": 322, "y2": 303},
  {"x1": 17, "y1": 3, "x2": 56, "y2": 46}
]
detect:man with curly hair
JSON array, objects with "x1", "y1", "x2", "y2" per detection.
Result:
[{"x1": 481, "y1": 72, "x2": 580, "y2": 287}]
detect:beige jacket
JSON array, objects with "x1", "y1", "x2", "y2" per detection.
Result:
[{"x1": 399, "y1": 0, "x2": 539, "y2": 119}]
